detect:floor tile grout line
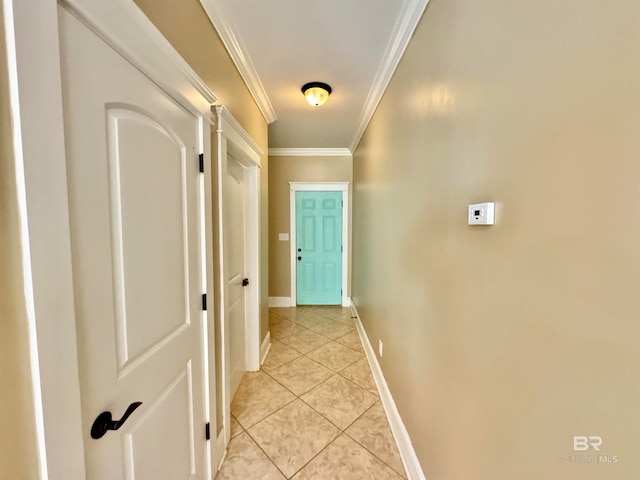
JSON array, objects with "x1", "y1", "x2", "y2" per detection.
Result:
[
  {"x1": 229, "y1": 412, "x2": 245, "y2": 438},
  {"x1": 305, "y1": 353, "x2": 362, "y2": 370},
  {"x1": 279, "y1": 335, "x2": 336, "y2": 358},
  {"x1": 230, "y1": 307, "x2": 392, "y2": 479},
  {"x1": 261, "y1": 345, "x2": 304, "y2": 373},
  {"x1": 329, "y1": 382, "x2": 379, "y2": 433},
  {"x1": 238, "y1": 393, "x2": 299, "y2": 431},
  {"x1": 236, "y1": 368, "x2": 363, "y2": 433},
  {"x1": 278, "y1": 319, "x2": 348, "y2": 336},
  {"x1": 336, "y1": 358, "x2": 378, "y2": 393},
  {"x1": 263, "y1": 357, "x2": 334, "y2": 395},
  {"x1": 295, "y1": 375, "x2": 377, "y2": 434},
  {"x1": 303, "y1": 350, "x2": 362, "y2": 371},
  {"x1": 293, "y1": 374, "x2": 365, "y2": 432},
  {"x1": 232, "y1": 400, "x2": 405, "y2": 479},
  {"x1": 285, "y1": 431, "x2": 343, "y2": 479},
  {"x1": 275, "y1": 339, "x2": 307, "y2": 355},
  {"x1": 253, "y1": 339, "x2": 353, "y2": 474},
  {"x1": 334, "y1": 334, "x2": 365, "y2": 353},
  {"x1": 341, "y1": 402, "x2": 408, "y2": 478},
  {"x1": 240, "y1": 427, "x2": 291, "y2": 479},
  {"x1": 255, "y1": 362, "x2": 350, "y2": 424},
  {"x1": 276, "y1": 324, "x2": 337, "y2": 349},
  {"x1": 271, "y1": 312, "x2": 356, "y2": 330},
  {"x1": 266, "y1": 311, "x2": 374, "y2": 431},
  {"x1": 290, "y1": 327, "x2": 338, "y2": 342},
  {"x1": 232, "y1": 374, "x2": 299, "y2": 431},
  {"x1": 269, "y1": 324, "x2": 308, "y2": 344},
  {"x1": 261, "y1": 365, "x2": 308, "y2": 398},
  {"x1": 343, "y1": 433, "x2": 408, "y2": 479},
  {"x1": 287, "y1": 314, "x2": 407, "y2": 478}
]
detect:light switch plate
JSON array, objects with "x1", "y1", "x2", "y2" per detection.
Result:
[
  {"x1": 279, "y1": 233, "x2": 289, "y2": 241},
  {"x1": 468, "y1": 202, "x2": 495, "y2": 225}
]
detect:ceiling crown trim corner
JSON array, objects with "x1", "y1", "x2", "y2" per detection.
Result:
[
  {"x1": 199, "y1": 0, "x2": 277, "y2": 124},
  {"x1": 269, "y1": 148, "x2": 353, "y2": 157},
  {"x1": 349, "y1": 0, "x2": 430, "y2": 152}
]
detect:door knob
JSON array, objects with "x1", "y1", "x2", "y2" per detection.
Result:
[
  {"x1": 297, "y1": 256, "x2": 302, "y2": 261},
  {"x1": 91, "y1": 402, "x2": 142, "y2": 439},
  {"x1": 297, "y1": 248, "x2": 302, "y2": 252}
]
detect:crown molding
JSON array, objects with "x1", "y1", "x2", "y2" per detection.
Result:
[
  {"x1": 124, "y1": 3, "x2": 218, "y2": 106},
  {"x1": 349, "y1": 0, "x2": 430, "y2": 152},
  {"x1": 199, "y1": 0, "x2": 277, "y2": 124},
  {"x1": 269, "y1": 148, "x2": 353, "y2": 157}
]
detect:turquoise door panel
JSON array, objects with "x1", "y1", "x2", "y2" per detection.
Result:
[{"x1": 296, "y1": 191, "x2": 342, "y2": 305}]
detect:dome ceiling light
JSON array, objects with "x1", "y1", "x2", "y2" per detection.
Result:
[{"x1": 301, "y1": 82, "x2": 332, "y2": 107}]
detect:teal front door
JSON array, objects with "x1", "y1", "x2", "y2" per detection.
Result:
[{"x1": 296, "y1": 191, "x2": 343, "y2": 305}]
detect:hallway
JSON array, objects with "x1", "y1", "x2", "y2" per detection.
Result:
[{"x1": 215, "y1": 307, "x2": 406, "y2": 479}]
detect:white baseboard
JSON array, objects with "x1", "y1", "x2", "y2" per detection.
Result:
[
  {"x1": 268, "y1": 296, "x2": 292, "y2": 307},
  {"x1": 214, "y1": 431, "x2": 227, "y2": 472},
  {"x1": 269, "y1": 297, "x2": 351, "y2": 308},
  {"x1": 350, "y1": 303, "x2": 426, "y2": 480},
  {"x1": 260, "y1": 331, "x2": 271, "y2": 366}
]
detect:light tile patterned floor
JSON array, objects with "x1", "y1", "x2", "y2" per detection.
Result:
[{"x1": 215, "y1": 306, "x2": 406, "y2": 480}]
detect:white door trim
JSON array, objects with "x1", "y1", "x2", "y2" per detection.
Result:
[
  {"x1": 289, "y1": 182, "x2": 350, "y2": 307},
  {"x1": 7, "y1": 0, "x2": 217, "y2": 477},
  {"x1": 213, "y1": 105, "x2": 262, "y2": 440}
]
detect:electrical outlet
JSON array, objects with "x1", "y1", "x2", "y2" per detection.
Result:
[{"x1": 378, "y1": 340, "x2": 383, "y2": 357}]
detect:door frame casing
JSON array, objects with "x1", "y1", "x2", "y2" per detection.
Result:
[
  {"x1": 289, "y1": 182, "x2": 350, "y2": 307},
  {"x1": 6, "y1": 0, "x2": 218, "y2": 477},
  {"x1": 213, "y1": 105, "x2": 262, "y2": 442}
]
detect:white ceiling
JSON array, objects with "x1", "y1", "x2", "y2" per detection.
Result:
[{"x1": 200, "y1": 0, "x2": 429, "y2": 153}]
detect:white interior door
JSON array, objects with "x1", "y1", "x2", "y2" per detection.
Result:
[
  {"x1": 224, "y1": 155, "x2": 247, "y2": 397},
  {"x1": 59, "y1": 8, "x2": 207, "y2": 479}
]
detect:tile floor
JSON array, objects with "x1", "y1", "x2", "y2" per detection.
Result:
[{"x1": 215, "y1": 306, "x2": 407, "y2": 480}]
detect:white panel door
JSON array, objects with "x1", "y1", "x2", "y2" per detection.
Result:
[
  {"x1": 224, "y1": 156, "x2": 247, "y2": 397},
  {"x1": 59, "y1": 8, "x2": 207, "y2": 479}
]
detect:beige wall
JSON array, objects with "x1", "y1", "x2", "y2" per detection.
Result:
[
  {"x1": 269, "y1": 155, "x2": 352, "y2": 298},
  {"x1": 352, "y1": 1, "x2": 640, "y2": 479},
  {"x1": 134, "y1": 0, "x2": 270, "y2": 340},
  {"x1": 0, "y1": 7, "x2": 40, "y2": 478}
]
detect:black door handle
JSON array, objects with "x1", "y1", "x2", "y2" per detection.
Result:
[
  {"x1": 91, "y1": 402, "x2": 142, "y2": 439},
  {"x1": 242, "y1": 278, "x2": 249, "y2": 287},
  {"x1": 297, "y1": 256, "x2": 302, "y2": 261},
  {"x1": 297, "y1": 248, "x2": 302, "y2": 252}
]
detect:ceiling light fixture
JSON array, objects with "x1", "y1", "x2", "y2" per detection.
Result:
[{"x1": 301, "y1": 82, "x2": 332, "y2": 107}]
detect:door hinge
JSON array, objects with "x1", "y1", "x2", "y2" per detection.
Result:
[
  {"x1": 341, "y1": 245, "x2": 343, "y2": 253},
  {"x1": 198, "y1": 153, "x2": 204, "y2": 173},
  {"x1": 205, "y1": 422, "x2": 210, "y2": 441},
  {"x1": 242, "y1": 278, "x2": 250, "y2": 287},
  {"x1": 341, "y1": 289, "x2": 343, "y2": 295},
  {"x1": 341, "y1": 200, "x2": 343, "y2": 208},
  {"x1": 202, "y1": 293, "x2": 207, "y2": 311}
]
